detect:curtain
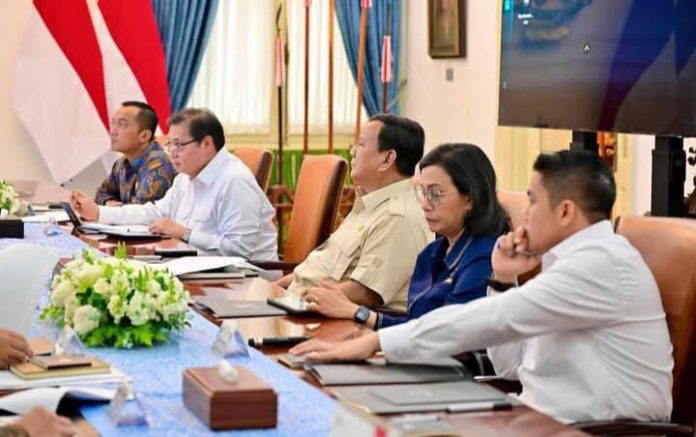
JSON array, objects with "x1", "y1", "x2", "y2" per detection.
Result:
[
  {"x1": 151, "y1": 0, "x2": 220, "y2": 112},
  {"x1": 187, "y1": 0, "x2": 275, "y2": 134},
  {"x1": 287, "y1": 0, "x2": 367, "y2": 134},
  {"x1": 335, "y1": 0, "x2": 401, "y2": 116}
]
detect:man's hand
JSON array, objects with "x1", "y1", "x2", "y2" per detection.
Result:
[
  {"x1": 302, "y1": 280, "x2": 358, "y2": 319},
  {"x1": 492, "y1": 227, "x2": 541, "y2": 283},
  {"x1": 104, "y1": 200, "x2": 122, "y2": 207},
  {"x1": 273, "y1": 274, "x2": 294, "y2": 289},
  {"x1": 70, "y1": 189, "x2": 99, "y2": 222},
  {"x1": 290, "y1": 331, "x2": 381, "y2": 362},
  {"x1": 0, "y1": 329, "x2": 32, "y2": 368},
  {"x1": 13, "y1": 406, "x2": 75, "y2": 437},
  {"x1": 148, "y1": 218, "x2": 187, "y2": 240}
]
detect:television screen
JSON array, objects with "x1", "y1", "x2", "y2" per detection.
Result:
[{"x1": 498, "y1": 0, "x2": 696, "y2": 137}]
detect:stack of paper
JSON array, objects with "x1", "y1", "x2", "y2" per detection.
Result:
[{"x1": 0, "y1": 367, "x2": 128, "y2": 390}]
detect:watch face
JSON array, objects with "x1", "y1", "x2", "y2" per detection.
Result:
[{"x1": 355, "y1": 306, "x2": 370, "y2": 324}]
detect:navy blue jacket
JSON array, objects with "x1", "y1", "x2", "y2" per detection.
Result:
[{"x1": 378, "y1": 231, "x2": 495, "y2": 329}]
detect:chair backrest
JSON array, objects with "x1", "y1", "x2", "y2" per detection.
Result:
[
  {"x1": 497, "y1": 190, "x2": 528, "y2": 230},
  {"x1": 615, "y1": 215, "x2": 696, "y2": 427},
  {"x1": 284, "y1": 155, "x2": 348, "y2": 264},
  {"x1": 233, "y1": 147, "x2": 274, "y2": 192}
]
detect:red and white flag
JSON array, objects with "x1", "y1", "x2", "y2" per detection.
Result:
[
  {"x1": 13, "y1": 0, "x2": 171, "y2": 183},
  {"x1": 380, "y1": 35, "x2": 393, "y2": 83}
]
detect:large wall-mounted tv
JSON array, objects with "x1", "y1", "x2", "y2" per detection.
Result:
[{"x1": 498, "y1": 0, "x2": 696, "y2": 137}]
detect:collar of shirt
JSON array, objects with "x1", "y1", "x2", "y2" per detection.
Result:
[
  {"x1": 541, "y1": 219, "x2": 614, "y2": 270},
  {"x1": 429, "y1": 230, "x2": 475, "y2": 271},
  {"x1": 126, "y1": 142, "x2": 157, "y2": 172},
  {"x1": 192, "y1": 148, "x2": 232, "y2": 186},
  {"x1": 356, "y1": 179, "x2": 413, "y2": 212}
]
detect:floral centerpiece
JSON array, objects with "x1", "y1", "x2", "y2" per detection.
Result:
[
  {"x1": 0, "y1": 180, "x2": 19, "y2": 216},
  {"x1": 41, "y1": 246, "x2": 190, "y2": 348}
]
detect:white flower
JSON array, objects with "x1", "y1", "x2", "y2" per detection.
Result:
[
  {"x1": 93, "y1": 278, "x2": 112, "y2": 297},
  {"x1": 64, "y1": 294, "x2": 80, "y2": 323},
  {"x1": 0, "y1": 180, "x2": 19, "y2": 214},
  {"x1": 73, "y1": 305, "x2": 101, "y2": 334},
  {"x1": 75, "y1": 264, "x2": 104, "y2": 289},
  {"x1": 146, "y1": 279, "x2": 162, "y2": 296},
  {"x1": 43, "y1": 250, "x2": 189, "y2": 348},
  {"x1": 51, "y1": 280, "x2": 76, "y2": 306},
  {"x1": 126, "y1": 292, "x2": 150, "y2": 326},
  {"x1": 110, "y1": 269, "x2": 130, "y2": 293},
  {"x1": 108, "y1": 294, "x2": 128, "y2": 324}
]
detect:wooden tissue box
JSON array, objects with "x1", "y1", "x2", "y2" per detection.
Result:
[
  {"x1": 0, "y1": 216, "x2": 23, "y2": 238},
  {"x1": 183, "y1": 366, "x2": 277, "y2": 430}
]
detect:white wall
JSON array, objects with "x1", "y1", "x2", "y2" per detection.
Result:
[{"x1": 402, "y1": 0, "x2": 499, "y2": 157}]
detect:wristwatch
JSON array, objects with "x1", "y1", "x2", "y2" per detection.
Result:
[
  {"x1": 353, "y1": 305, "x2": 370, "y2": 325},
  {"x1": 486, "y1": 277, "x2": 516, "y2": 292},
  {"x1": 181, "y1": 229, "x2": 192, "y2": 243}
]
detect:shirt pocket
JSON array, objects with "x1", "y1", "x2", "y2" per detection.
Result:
[
  {"x1": 319, "y1": 232, "x2": 362, "y2": 281},
  {"x1": 189, "y1": 208, "x2": 212, "y2": 227}
]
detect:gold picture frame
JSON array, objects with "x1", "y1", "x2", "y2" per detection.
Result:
[{"x1": 428, "y1": 0, "x2": 466, "y2": 58}]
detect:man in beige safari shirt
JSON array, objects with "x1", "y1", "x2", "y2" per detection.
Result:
[{"x1": 275, "y1": 114, "x2": 433, "y2": 312}]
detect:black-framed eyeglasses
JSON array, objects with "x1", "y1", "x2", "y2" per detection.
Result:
[
  {"x1": 164, "y1": 139, "x2": 198, "y2": 154},
  {"x1": 414, "y1": 185, "x2": 454, "y2": 207}
]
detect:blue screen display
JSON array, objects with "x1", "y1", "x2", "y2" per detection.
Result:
[{"x1": 498, "y1": 0, "x2": 696, "y2": 137}]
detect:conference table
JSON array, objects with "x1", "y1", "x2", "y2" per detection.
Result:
[{"x1": 1, "y1": 223, "x2": 588, "y2": 436}]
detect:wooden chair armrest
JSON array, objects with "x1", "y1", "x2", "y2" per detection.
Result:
[{"x1": 571, "y1": 420, "x2": 692, "y2": 436}]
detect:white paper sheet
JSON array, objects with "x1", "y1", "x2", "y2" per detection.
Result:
[
  {"x1": 150, "y1": 256, "x2": 261, "y2": 276},
  {"x1": 21, "y1": 211, "x2": 69, "y2": 223}
]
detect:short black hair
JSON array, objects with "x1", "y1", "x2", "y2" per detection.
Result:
[
  {"x1": 370, "y1": 114, "x2": 425, "y2": 177},
  {"x1": 533, "y1": 150, "x2": 616, "y2": 223},
  {"x1": 420, "y1": 143, "x2": 509, "y2": 237},
  {"x1": 167, "y1": 108, "x2": 226, "y2": 151},
  {"x1": 121, "y1": 101, "x2": 158, "y2": 142}
]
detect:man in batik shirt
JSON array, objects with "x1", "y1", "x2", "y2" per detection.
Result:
[{"x1": 94, "y1": 101, "x2": 176, "y2": 205}]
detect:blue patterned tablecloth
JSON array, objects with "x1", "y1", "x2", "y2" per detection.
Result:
[{"x1": 1, "y1": 224, "x2": 337, "y2": 436}]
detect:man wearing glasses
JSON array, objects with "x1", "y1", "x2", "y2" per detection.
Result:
[
  {"x1": 70, "y1": 108, "x2": 278, "y2": 260},
  {"x1": 90, "y1": 101, "x2": 176, "y2": 206},
  {"x1": 274, "y1": 114, "x2": 433, "y2": 313}
]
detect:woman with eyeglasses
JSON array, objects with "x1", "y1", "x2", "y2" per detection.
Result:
[{"x1": 298, "y1": 143, "x2": 509, "y2": 329}]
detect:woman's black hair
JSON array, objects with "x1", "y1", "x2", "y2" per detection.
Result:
[{"x1": 419, "y1": 143, "x2": 509, "y2": 237}]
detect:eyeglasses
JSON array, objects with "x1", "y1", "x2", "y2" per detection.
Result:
[
  {"x1": 163, "y1": 139, "x2": 198, "y2": 155},
  {"x1": 414, "y1": 185, "x2": 455, "y2": 207}
]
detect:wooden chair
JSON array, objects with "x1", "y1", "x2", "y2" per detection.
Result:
[
  {"x1": 252, "y1": 155, "x2": 348, "y2": 273},
  {"x1": 233, "y1": 147, "x2": 274, "y2": 192},
  {"x1": 572, "y1": 215, "x2": 696, "y2": 435},
  {"x1": 497, "y1": 190, "x2": 528, "y2": 230}
]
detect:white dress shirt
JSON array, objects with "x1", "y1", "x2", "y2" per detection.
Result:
[
  {"x1": 379, "y1": 220, "x2": 673, "y2": 423},
  {"x1": 98, "y1": 148, "x2": 278, "y2": 260}
]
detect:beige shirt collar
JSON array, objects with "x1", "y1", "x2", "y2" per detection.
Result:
[{"x1": 356, "y1": 179, "x2": 413, "y2": 212}]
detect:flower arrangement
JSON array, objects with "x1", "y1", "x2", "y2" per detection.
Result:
[
  {"x1": 0, "y1": 180, "x2": 19, "y2": 216},
  {"x1": 41, "y1": 246, "x2": 190, "y2": 348}
]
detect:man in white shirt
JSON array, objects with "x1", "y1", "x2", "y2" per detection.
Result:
[
  {"x1": 292, "y1": 150, "x2": 674, "y2": 424},
  {"x1": 71, "y1": 108, "x2": 278, "y2": 260}
]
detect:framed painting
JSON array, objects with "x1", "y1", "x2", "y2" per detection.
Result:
[{"x1": 428, "y1": 0, "x2": 466, "y2": 58}]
